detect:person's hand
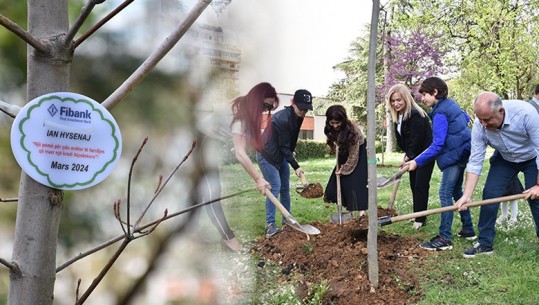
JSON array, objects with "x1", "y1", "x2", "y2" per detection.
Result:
[
  {"x1": 455, "y1": 196, "x2": 471, "y2": 211},
  {"x1": 523, "y1": 184, "x2": 539, "y2": 200},
  {"x1": 255, "y1": 176, "x2": 270, "y2": 194},
  {"x1": 404, "y1": 160, "x2": 418, "y2": 171},
  {"x1": 295, "y1": 167, "x2": 304, "y2": 177},
  {"x1": 335, "y1": 169, "x2": 342, "y2": 176}
]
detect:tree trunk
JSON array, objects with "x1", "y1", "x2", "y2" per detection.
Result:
[
  {"x1": 9, "y1": 1, "x2": 70, "y2": 304},
  {"x1": 366, "y1": 0, "x2": 380, "y2": 288},
  {"x1": 385, "y1": 110, "x2": 395, "y2": 153}
]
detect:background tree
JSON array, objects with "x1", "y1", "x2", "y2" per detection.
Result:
[
  {"x1": 389, "y1": 0, "x2": 539, "y2": 109},
  {"x1": 329, "y1": 0, "x2": 539, "y2": 154},
  {"x1": 328, "y1": 25, "x2": 449, "y2": 154},
  {"x1": 326, "y1": 28, "x2": 387, "y2": 154}
]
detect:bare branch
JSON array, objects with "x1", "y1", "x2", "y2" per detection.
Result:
[
  {"x1": 132, "y1": 140, "x2": 197, "y2": 231},
  {"x1": 75, "y1": 240, "x2": 130, "y2": 305},
  {"x1": 75, "y1": 278, "x2": 82, "y2": 303},
  {"x1": 0, "y1": 13, "x2": 49, "y2": 53},
  {"x1": 136, "y1": 209, "x2": 168, "y2": 238},
  {"x1": 73, "y1": 0, "x2": 135, "y2": 48},
  {"x1": 1, "y1": 197, "x2": 18, "y2": 203},
  {"x1": 0, "y1": 100, "x2": 22, "y2": 118},
  {"x1": 154, "y1": 176, "x2": 163, "y2": 194},
  {"x1": 101, "y1": 0, "x2": 213, "y2": 110},
  {"x1": 65, "y1": 0, "x2": 106, "y2": 46},
  {"x1": 0, "y1": 108, "x2": 15, "y2": 119},
  {"x1": 127, "y1": 137, "x2": 149, "y2": 235},
  {"x1": 57, "y1": 234, "x2": 124, "y2": 273},
  {"x1": 113, "y1": 199, "x2": 127, "y2": 236},
  {"x1": 56, "y1": 189, "x2": 253, "y2": 273},
  {"x1": 0, "y1": 257, "x2": 16, "y2": 270}
]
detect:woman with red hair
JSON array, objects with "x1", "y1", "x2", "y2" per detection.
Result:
[{"x1": 197, "y1": 82, "x2": 278, "y2": 251}]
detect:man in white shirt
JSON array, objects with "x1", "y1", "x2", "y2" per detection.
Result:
[{"x1": 456, "y1": 91, "x2": 539, "y2": 258}]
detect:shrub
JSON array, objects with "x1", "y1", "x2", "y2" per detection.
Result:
[
  {"x1": 295, "y1": 139, "x2": 328, "y2": 160},
  {"x1": 220, "y1": 139, "x2": 328, "y2": 165}
]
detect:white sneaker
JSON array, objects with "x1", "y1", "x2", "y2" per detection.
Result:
[
  {"x1": 412, "y1": 222, "x2": 423, "y2": 230},
  {"x1": 496, "y1": 216, "x2": 507, "y2": 225}
]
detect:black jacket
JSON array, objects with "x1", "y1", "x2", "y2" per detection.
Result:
[
  {"x1": 395, "y1": 108, "x2": 432, "y2": 160},
  {"x1": 258, "y1": 107, "x2": 303, "y2": 169}
]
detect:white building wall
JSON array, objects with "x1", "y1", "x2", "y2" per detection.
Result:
[{"x1": 313, "y1": 115, "x2": 326, "y2": 141}]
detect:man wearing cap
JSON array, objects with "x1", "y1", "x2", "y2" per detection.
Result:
[{"x1": 257, "y1": 89, "x2": 313, "y2": 237}]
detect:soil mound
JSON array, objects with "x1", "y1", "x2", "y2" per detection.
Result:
[{"x1": 253, "y1": 210, "x2": 431, "y2": 304}]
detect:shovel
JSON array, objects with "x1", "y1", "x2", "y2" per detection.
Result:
[
  {"x1": 296, "y1": 173, "x2": 324, "y2": 199},
  {"x1": 330, "y1": 145, "x2": 353, "y2": 224},
  {"x1": 265, "y1": 189, "x2": 321, "y2": 235},
  {"x1": 378, "y1": 193, "x2": 526, "y2": 226},
  {"x1": 377, "y1": 165, "x2": 409, "y2": 188},
  {"x1": 387, "y1": 179, "x2": 401, "y2": 210}
]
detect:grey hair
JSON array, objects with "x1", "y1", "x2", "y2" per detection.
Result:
[{"x1": 475, "y1": 92, "x2": 503, "y2": 113}]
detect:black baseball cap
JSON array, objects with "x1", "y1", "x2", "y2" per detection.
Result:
[{"x1": 293, "y1": 89, "x2": 313, "y2": 110}]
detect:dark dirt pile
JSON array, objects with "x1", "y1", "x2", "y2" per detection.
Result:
[
  {"x1": 253, "y1": 209, "x2": 433, "y2": 305},
  {"x1": 297, "y1": 183, "x2": 325, "y2": 199}
]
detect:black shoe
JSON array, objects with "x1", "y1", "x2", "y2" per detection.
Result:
[
  {"x1": 463, "y1": 243, "x2": 493, "y2": 258},
  {"x1": 419, "y1": 235, "x2": 453, "y2": 251},
  {"x1": 265, "y1": 223, "x2": 280, "y2": 237},
  {"x1": 456, "y1": 230, "x2": 477, "y2": 241}
]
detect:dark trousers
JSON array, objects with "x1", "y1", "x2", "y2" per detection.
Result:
[
  {"x1": 479, "y1": 153, "x2": 539, "y2": 247},
  {"x1": 410, "y1": 159, "x2": 435, "y2": 223}
]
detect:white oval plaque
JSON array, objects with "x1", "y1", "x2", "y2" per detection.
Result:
[{"x1": 11, "y1": 92, "x2": 122, "y2": 190}]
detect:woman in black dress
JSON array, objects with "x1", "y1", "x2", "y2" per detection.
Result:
[
  {"x1": 386, "y1": 84, "x2": 435, "y2": 229},
  {"x1": 323, "y1": 105, "x2": 368, "y2": 216}
]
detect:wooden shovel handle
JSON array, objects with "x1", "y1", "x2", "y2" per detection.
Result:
[
  {"x1": 387, "y1": 193, "x2": 527, "y2": 224},
  {"x1": 299, "y1": 172, "x2": 310, "y2": 186},
  {"x1": 387, "y1": 179, "x2": 400, "y2": 209},
  {"x1": 265, "y1": 189, "x2": 292, "y2": 218},
  {"x1": 393, "y1": 165, "x2": 410, "y2": 180},
  {"x1": 335, "y1": 145, "x2": 342, "y2": 208}
]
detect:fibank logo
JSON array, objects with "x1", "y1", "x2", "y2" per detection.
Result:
[
  {"x1": 60, "y1": 107, "x2": 92, "y2": 119},
  {"x1": 48, "y1": 104, "x2": 58, "y2": 117}
]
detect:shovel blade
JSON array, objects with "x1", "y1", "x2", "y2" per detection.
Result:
[
  {"x1": 377, "y1": 177, "x2": 402, "y2": 188},
  {"x1": 285, "y1": 216, "x2": 321, "y2": 235},
  {"x1": 329, "y1": 212, "x2": 353, "y2": 224}
]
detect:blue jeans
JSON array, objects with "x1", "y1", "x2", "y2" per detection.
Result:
[
  {"x1": 438, "y1": 163, "x2": 474, "y2": 241},
  {"x1": 479, "y1": 154, "x2": 539, "y2": 247},
  {"x1": 256, "y1": 153, "x2": 290, "y2": 225}
]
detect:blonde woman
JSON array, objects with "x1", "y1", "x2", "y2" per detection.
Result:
[{"x1": 386, "y1": 84, "x2": 435, "y2": 230}]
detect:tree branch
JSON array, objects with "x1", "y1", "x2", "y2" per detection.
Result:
[
  {"x1": 0, "y1": 13, "x2": 49, "y2": 53},
  {"x1": 0, "y1": 99, "x2": 22, "y2": 118},
  {"x1": 0, "y1": 257, "x2": 16, "y2": 270},
  {"x1": 73, "y1": 138, "x2": 195, "y2": 304},
  {"x1": 113, "y1": 199, "x2": 127, "y2": 236},
  {"x1": 1, "y1": 197, "x2": 18, "y2": 203},
  {"x1": 56, "y1": 188, "x2": 252, "y2": 273},
  {"x1": 127, "y1": 137, "x2": 149, "y2": 235},
  {"x1": 133, "y1": 140, "x2": 197, "y2": 231},
  {"x1": 65, "y1": 0, "x2": 106, "y2": 47},
  {"x1": 73, "y1": 0, "x2": 134, "y2": 49},
  {"x1": 101, "y1": 0, "x2": 213, "y2": 110},
  {"x1": 75, "y1": 239, "x2": 131, "y2": 305}
]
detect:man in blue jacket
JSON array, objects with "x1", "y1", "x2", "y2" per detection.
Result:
[
  {"x1": 406, "y1": 77, "x2": 476, "y2": 251},
  {"x1": 257, "y1": 89, "x2": 313, "y2": 237}
]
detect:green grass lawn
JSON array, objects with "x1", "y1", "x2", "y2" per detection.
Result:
[{"x1": 216, "y1": 151, "x2": 539, "y2": 305}]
